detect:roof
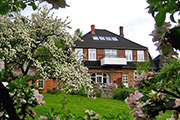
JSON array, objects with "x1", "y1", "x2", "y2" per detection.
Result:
[
  {"x1": 84, "y1": 60, "x2": 156, "y2": 69},
  {"x1": 75, "y1": 29, "x2": 148, "y2": 50},
  {"x1": 153, "y1": 55, "x2": 171, "y2": 71}
]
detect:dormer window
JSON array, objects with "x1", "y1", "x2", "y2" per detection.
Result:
[{"x1": 92, "y1": 36, "x2": 99, "y2": 40}]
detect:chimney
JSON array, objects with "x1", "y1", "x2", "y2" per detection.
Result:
[
  {"x1": 120, "y1": 26, "x2": 124, "y2": 37},
  {"x1": 91, "y1": 24, "x2": 95, "y2": 34}
]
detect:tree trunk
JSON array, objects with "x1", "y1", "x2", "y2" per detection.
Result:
[{"x1": 0, "y1": 82, "x2": 20, "y2": 120}]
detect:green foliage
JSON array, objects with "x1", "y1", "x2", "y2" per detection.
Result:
[
  {"x1": 112, "y1": 85, "x2": 131, "y2": 101},
  {"x1": 147, "y1": 0, "x2": 180, "y2": 26},
  {"x1": 102, "y1": 111, "x2": 130, "y2": 120},
  {"x1": 47, "y1": 88, "x2": 58, "y2": 94},
  {"x1": 135, "y1": 61, "x2": 152, "y2": 75},
  {"x1": 5, "y1": 76, "x2": 37, "y2": 120},
  {"x1": 0, "y1": 0, "x2": 69, "y2": 15}
]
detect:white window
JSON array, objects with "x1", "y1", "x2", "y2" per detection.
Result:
[
  {"x1": 105, "y1": 49, "x2": 117, "y2": 58},
  {"x1": 125, "y1": 50, "x2": 133, "y2": 61},
  {"x1": 134, "y1": 70, "x2": 138, "y2": 82},
  {"x1": 75, "y1": 48, "x2": 83, "y2": 59},
  {"x1": 105, "y1": 36, "x2": 112, "y2": 41},
  {"x1": 137, "y1": 50, "x2": 144, "y2": 61},
  {"x1": 91, "y1": 73, "x2": 109, "y2": 84},
  {"x1": 111, "y1": 37, "x2": 118, "y2": 41},
  {"x1": 92, "y1": 36, "x2": 99, "y2": 40},
  {"x1": 37, "y1": 79, "x2": 44, "y2": 89},
  {"x1": 99, "y1": 36, "x2": 105, "y2": 40},
  {"x1": 122, "y1": 74, "x2": 128, "y2": 88},
  {"x1": 88, "y1": 49, "x2": 96, "y2": 60}
]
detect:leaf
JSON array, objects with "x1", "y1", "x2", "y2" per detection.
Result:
[
  {"x1": 20, "y1": 3, "x2": 26, "y2": 9},
  {"x1": 28, "y1": 2, "x2": 37, "y2": 10},
  {"x1": 0, "y1": 4, "x2": 10, "y2": 15},
  {"x1": 155, "y1": 9, "x2": 166, "y2": 27},
  {"x1": 170, "y1": 13, "x2": 176, "y2": 23}
]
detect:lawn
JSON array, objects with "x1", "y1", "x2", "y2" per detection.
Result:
[{"x1": 30, "y1": 93, "x2": 172, "y2": 119}]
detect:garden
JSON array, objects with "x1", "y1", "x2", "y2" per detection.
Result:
[{"x1": 0, "y1": 0, "x2": 180, "y2": 120}]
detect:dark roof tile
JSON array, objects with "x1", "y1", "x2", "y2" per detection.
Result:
[{"x1": 75, "y1": 29, "x2": 148, "y2": 50}]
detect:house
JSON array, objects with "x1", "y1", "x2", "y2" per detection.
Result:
[
  {"x1": 73, "y1": 25, "x2": 155, "y2": 87},
  {"x1": 153, "y1": 55, "x2": 171, "y2": 72}
]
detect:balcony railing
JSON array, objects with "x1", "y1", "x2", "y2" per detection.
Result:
[{"x1": 100, "y1": 55, "x2": 127, "y2": 66}]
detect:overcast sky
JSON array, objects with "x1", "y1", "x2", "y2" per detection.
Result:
[{"x1": 22, "y1": 0, "x2": 161, "y2": 58}]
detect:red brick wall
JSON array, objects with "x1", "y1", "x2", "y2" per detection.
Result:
[
  {"x1": 89, "y1": 68, "x2": 135, "y2": 87},
  {"x1": 97, "y1": 49, "x2": 104, "y2": 60},
  {"x1": 83, "y1": 48, "x2": 88, "y2": 60},
  {"x1": 118, "y1": 49, "x2": 125, "y2": 57},
  {"x1": 36, "y1": 79, "x2": 57, "y2": 93},
  {"x1": 133, "y1": 50, "x2": 137, "y2": 61},
  {"x1": 144, "y1": 50, "x2": 147, "y2": 60}
]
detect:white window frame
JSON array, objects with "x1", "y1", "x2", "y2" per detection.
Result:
[
  {"x1": 88, "y1": 49, "x2": 96, "y2": 61},
  {"x1": 92, "y1": 36, "x2": 99, "y2": 40},
  {"x1": 75, "y1": 48, "x2": 83, "y2": 59},
  {"x1": 125, "y1": 50, "x2": 133, "y2": 61},
  {"x1": 137, "y1": 50, "x2": 144, "y2": 62},
  {"x1": 91, "y1": 73, "x2": 109, "y2": 84},
  {"x1": 105, "y1": 36, "x2": 112, "y2": 41},
  {"x1": 105, "y1": 49, "x2": 117, "y2": 58},
  {"x1": 134, "y1": 70, "x2": 138, "y2": 82},
  {"x1": 122, "y1": 74, "x2": 129, "y2": 88},
  {"x1": 37, "y1": 79, "x2": 44, "y2": 89}
]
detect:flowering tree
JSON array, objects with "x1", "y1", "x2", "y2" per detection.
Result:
[
  {"x1": 0, "y1": 0, "x2": 69, "y2": 15},
  {"x1": 147, "y1": 0, "x2": 180, "y2": 57},
  {"x1": 125, "y1": 59, "x2": 180, "y2": 119},
  {"x1": 0, "y1": 6, "x2": 92, "y2": 119},
  {"x1": 125, "y1": 1, "x2": 180, "y2": 119}
]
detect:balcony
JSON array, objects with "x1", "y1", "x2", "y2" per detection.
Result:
[{"x1": 100, "y1": 55, "x2": 127, "y2": 66}]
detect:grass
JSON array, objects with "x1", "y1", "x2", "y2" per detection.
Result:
[{"x1": 30, "y1": 93, "x2": 172, "y2": 120}]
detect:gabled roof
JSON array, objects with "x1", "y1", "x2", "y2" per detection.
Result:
[{"x1": 75, "y1": 29, "x2": 148, "y2": 50}]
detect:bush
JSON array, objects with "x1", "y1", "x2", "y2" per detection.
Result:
[
  {"x1": 47, "y1": 88, "x2": 58, "y2": 94},
  {"x1": 112, "y1": 86, "x2": 130, "y2": 100}
]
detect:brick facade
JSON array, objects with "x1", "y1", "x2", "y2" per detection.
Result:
[{"x1": 77, "y1": 48, "x2": 147, "y2": 87}]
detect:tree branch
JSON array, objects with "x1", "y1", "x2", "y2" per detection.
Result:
[{"x1": 0, "y1": 82, "x2": 20, "y2": 120}]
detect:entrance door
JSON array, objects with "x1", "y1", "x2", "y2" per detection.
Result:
[{"x1": 122, "y1": 74, "x2": 129, "y2": 88}]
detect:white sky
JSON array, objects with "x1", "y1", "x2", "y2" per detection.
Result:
[{"x1": 22, "y1": 0, "x2": 161, "y2": 58}]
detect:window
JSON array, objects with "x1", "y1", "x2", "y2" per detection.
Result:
[
  {"x1": 105, "y1": 49, "x2": 117, "y2": 58},
  {"x1": 125, "y1": 50, "x2": 133, "y2": 61},
  {"x1": 75, "y1": 48, "x2": 83, "y2": 59},
  {"x1": 111, "y1": 37, "x2": 118, "y2": 41},
  {"x1": 92, "y1": 36, "x2": 99, "y2": 40},
  {"x1": 37, "y1": 79, "x2": 44, "y2": 89},
  {"x1": 122, "y1": 74, "x2": 128, "y2": 88},
  {"x1": 99, "y1": 36, "x2": 105, "y2": 40},
  {"x1": 134, "y1": 70, "x2": 138, "y2": 82},
  {"x1": 137, "y1": 50, "x2": 144, "y2": 61},
  {"x1": 91, "y1": 73, "x2": 109, "y2": 84},
  {"x1": 88, "y1": 49, "x2": 96, "y2": 60},
  {"x1": 105, "y1": 36, "x2": 112, "y2": 41}
]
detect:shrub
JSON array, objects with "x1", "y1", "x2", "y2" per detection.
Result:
[
  {"x1": 47, "y1": 88, "x2": 58, "y2": 94},
  {"x1": 112, "y1": 86, "x2": 130, "y2": 100}
]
